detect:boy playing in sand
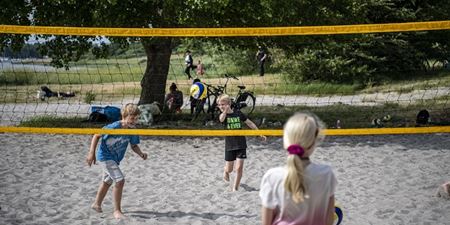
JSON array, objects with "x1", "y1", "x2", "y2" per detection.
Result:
[
  {"x1": 86, "y1": 103, "x2": 148, "y2": 219},
  {"x1": 217, "y1": 94, "x2": 266, "y2": 191}
]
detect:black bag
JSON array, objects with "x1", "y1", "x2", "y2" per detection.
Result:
[
  {"x1": 416, "y1": 109, "x2": 430, "y2": 125},
  {"x1": 87, "y1": 111, "x2": 109, "y2": 123}
]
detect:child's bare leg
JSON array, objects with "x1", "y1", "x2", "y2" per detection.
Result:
[
  {"x1": 223, "y1": 161, "x2": 234, "y2": 182},
  {"x1": 91, "y1": 181, "x2": 111, "y2": 213},
  {"x1": 232, "y1": 159, "x2": 244, "y2": 191},
  {"x1": 113, "y1": 179, "x2": 126, "y2": 219},
  {"x1": 443, "y1": 182, "x2": 450, "y2": 195}
]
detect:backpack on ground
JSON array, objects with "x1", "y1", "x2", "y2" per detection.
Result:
[
  {"x1": 416, "y1": 109, "x2": 430, "y2": 126},
  {"x1": 86, "y1": 106, "x2": 121, "y2": 123}
]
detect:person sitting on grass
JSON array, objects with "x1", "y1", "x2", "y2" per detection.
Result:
[{"x1": 165, "y1": 83, "x2": 183, "y2": 113}]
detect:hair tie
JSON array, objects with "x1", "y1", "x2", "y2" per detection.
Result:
[{"x1": 287, "y1": 144, "x2": 305, "y2": 157}]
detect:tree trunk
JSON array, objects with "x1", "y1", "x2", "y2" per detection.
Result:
[{"x1": 139, "y1": 39, "x2": 172, "y2": 106}]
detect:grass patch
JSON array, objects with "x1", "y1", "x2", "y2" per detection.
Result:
[
  {"x1": 253, "y1": 79, "x2": 360, "y2": 95},
  {"x1": 19, "y1": 102, "x2": 450, "y2": 129},
  {"x1": 363, "y1": 71, "x2": 450, "y2": 94}
]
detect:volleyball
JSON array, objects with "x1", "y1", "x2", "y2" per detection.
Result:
[
  {"x1": 333, "y1": 205, "x2": 344, "y2": 225},
  {"x1": 190, "y1": 82, "x2": 207, "y2": 100}
]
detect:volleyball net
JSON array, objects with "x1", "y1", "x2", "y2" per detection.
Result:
[{"x1": 1, "y1": 21, "x2": 450, "y2": 136}]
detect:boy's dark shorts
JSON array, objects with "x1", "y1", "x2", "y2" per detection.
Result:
[{"x1": 225, "y1": 149, "x2": 247, "y2": 161}]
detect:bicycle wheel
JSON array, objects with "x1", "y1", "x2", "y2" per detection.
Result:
[
  {"x1": 207, "y1": 94, "x2": 220, "y2": 120},
  {"x1": 236, "y1": 92, "x2": 255, "y2": 115}
]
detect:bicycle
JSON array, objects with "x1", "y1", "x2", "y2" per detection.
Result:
[{"x1": 202, "y1": 74, "x2": 256, "y2": 120}]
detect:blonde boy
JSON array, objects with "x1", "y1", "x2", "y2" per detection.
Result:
[
  {"x1": 86, "y1": 103, "x2": 148, "y2": 219},
  {"x1": 217, "y1": 94, "x2": 266, "y2": 191}
]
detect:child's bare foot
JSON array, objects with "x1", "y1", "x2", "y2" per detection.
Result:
[
  {"x1": 436, "y1": 182, "x2": 450, "y2": 199},
  {"x1": 113, "y1": 210, "x2": 126, "y2": 219},
  {"x1": 91, "y1": 204, "x2": 102, "y2": 213},
  {"x1": 232, "y1": 187, "x2": 239, "y2": 192},
  {"x1": 223, "y1": 171, "x2": 230, "y2": 182}
]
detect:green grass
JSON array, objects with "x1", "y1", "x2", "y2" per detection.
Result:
[
  {"x1": 252, "y1": 79, "x2": 360, "y2": 95},
  {"x1": 18, "y1": 100, "x2": 450, "y2": 129},
  {"x1": 4, "y1": 55, "x2": 450, "y2": 129},
  {"x1": 363, "y1": 71, "x2": 450, "y2": 94},
  {"x1": 250, "y1": 102, "x2": 450, "y2": 129},
  {"x1": 19, "y1": 115, "x2": 108, "y2": 128},
  {"x1": 4, "y1": 55, "x2": 450, "y2": 94},
  {"x1": 0, "y1": 67, "x2": 143, "y2": 85}
]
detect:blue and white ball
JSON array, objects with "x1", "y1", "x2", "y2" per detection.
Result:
[{"x1": 190, "y1": 82, "x2": 207, "y2": 100}]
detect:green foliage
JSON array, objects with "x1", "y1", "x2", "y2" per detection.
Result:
[
  {"x1": 0, "y1": 0, "x2": 30, "y2": 52},
  {"x1": 83, "y1": 91, "x2": 96, "y2": 104},
  {"x1": 2, "y1": 0, "x2": 450, "y2": 106},
  {"x1": 0, "y1": 64, "x2": 143, "y2": 86},
  {"x1": 274, "y1": 48, "x2": 372, "y2": 85},
  {"x1": 209, "y1": 45, "x2": 256, "y2": 76},
  {"x1": 20, "y1": 99, "x2": 450, "y2": 129},
  {"x1": 19, "y1": 116, "x2": 106, "y2": 128},
  {"x1": 252, "y1": 77, "x2": 360, "y2": 95}
]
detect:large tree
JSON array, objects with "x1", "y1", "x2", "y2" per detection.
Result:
[
  {"x1": 2, "y1": 0, "x2": 450, "y2": 96},
  {"x1": 1, "y1": 0, "x2": 266, "y2": 105}
]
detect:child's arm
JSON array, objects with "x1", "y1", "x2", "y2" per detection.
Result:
[
  {"x1": 261, "y1": 207, "x2": 275, "y2": 225},
  {"x1": 219, "y1": 105, "x2": 231, "y2": 123},
  {"x1": 219, "y1": 111, "x2": 227, "y2": 123},
  {"x1": 244, "y1": 119, "x2": 267, "y2": 141},
  {"x1": 86, "y1": 134, "x2": 101, "y2": 167},
  {"x1": 131, "y1": 144, "x2": 148, "y2": 160},
  {"x1": 326, "y1": 195, "x2": 336, "y2": 225}
]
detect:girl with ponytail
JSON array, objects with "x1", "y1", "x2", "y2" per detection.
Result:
[{"x1": 259, "y1": 113, "x2": 337, "y2": 225}]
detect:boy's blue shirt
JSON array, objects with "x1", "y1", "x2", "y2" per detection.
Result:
[{"x1": 96, "y1": 121, "x2": 140, "y2": 164}]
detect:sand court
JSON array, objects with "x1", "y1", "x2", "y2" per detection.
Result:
[{"x1": 1, "y1": 133, "x2": 449, "y2": 224}]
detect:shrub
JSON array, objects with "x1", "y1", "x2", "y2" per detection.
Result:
[
  {"x1": 84, "y1": 91, "x2": 96, "y2": 104},
  {"x1": 274, "y1": 49, "x2": 373, "y2": 85}
]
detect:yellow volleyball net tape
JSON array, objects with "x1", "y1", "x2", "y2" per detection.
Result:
[
  {"x1": 1, "y1": 21, "x2": 450, "y2": 37},
  {"x1": 0, "y1": 126, "x2": 449, "y2": 136}
]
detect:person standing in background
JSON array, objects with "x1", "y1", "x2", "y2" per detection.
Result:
[
  {"x1": 184, "y1": 50, "x2": 196, "y2": 79},
  {"x1": 256, "y1": 46, "x2": 267, "y2": 76},
  {"x1": 196, "y1": 59, "x2": 205, "y2": 76}
]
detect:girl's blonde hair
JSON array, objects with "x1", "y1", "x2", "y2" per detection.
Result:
[
  {"x1": 217, "y1": 94, "x2": 231, "y2": 105},
  {"x1": 121, "y1": 103, "x2": 140, "y2": 118},
  {"x1": 283, "y1": 112, "x2": 324, "y2": 203}
]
